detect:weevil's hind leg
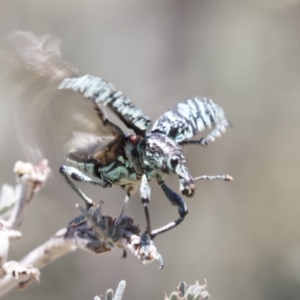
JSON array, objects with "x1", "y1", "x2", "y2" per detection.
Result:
[
  {"x1": 60, "y1": 165, "x2": 111, "y2": 209},
  {"x1": 140, "y1": 174, "x2": 152, "y2": 233},
  {"x1": 150, "y1": 179, "x2": 188, "y2": 238},
  {"x1": 180, "y1": 120, "x2": 232, "y2": 147}
]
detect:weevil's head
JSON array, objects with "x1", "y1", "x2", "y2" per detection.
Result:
[{"x1": 140, "y1": 132, "x2": 195, "y2": 197}]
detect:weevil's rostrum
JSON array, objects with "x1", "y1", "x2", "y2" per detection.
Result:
[{"x1": 59, "y1": 74, "x2": 232, "y2": 238}]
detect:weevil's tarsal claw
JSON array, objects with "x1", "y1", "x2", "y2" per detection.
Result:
[
  {"x1": 199, "y1": 138, "x2": 208, "y2": 147},
  {"x1": 224, "y1": 174, "x2": 233, "y2": 181},
  {"x1": 138, "y1": 232, "x2": 164, "y2": 269},
  {"x1": 157, "y1": 252, "x2": 164, "y2": 269}
]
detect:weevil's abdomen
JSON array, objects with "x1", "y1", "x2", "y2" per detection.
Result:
[
  {"x1": 66, "y1": 149, "x2": 140, "y2": 191},
  {"x1": 65, "y1": 152, "x2": 103, "y2": 179}
]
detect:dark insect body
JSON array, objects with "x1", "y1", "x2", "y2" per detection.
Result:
[{"x1": 59, "y1": 74, "x2": 232, "y2": 239}]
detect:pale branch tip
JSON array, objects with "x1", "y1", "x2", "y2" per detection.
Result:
[
  {"x1": 0, "y1": 160, "x2": 51, "y2": 296},
  {"x1": 7, "y1": 159, "x2": 51, "y2": 229},
  {"x1": 92, "y1": 279, "x2": 210, "y2": 300},
  {"x1": 93, "y1": 280, "x2": 126, "y2": 300},
  {"x1": 164, "y1": 280, "x2": 210, "y2": 300}
]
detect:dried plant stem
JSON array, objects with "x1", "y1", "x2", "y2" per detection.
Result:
[
  {"x1": 0, "y1": 229, "x2": 76, "y2": 297},
  {"x1": 0, "y1": 160, "x2": 51, "y2": 296}
]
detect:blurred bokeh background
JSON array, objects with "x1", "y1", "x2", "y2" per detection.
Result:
[{"x1": 0, "y1": 0, "x2": 300, "y2": 299}]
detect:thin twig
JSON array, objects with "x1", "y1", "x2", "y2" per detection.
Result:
[
  {"x1": 6, "y1": 159, "x2": 51, "y2": 229},
  {"x1": 0, "y1": 160, "x2": 51, "y2": 296}
]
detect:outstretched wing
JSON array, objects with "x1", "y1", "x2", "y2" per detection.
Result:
[
  {"x1": 58, "y1": 75, "x2": 152, "y2": 136},
  {"x1": 0, "y1": 30, "x2": 113, "y2": 163},
  {"x1": 151, "y1": 97, "x2": 231, "y2": 144}
]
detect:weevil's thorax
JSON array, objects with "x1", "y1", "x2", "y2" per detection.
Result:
[
  {"x1": 122, "y1": 132, "x2": 196, "y2": 197},
  {"x1": 122, "y1": 134, "x2": 144, "y2": 176},
  {"x1": 122, "y1": 132, "x2": 181, "y2": 178},
  {"x1": 137, "y1": 132, "x2": 196, "y2": 197},
  {"x1": 138, "y1": 133, "x2": 183, "y2": 173}
]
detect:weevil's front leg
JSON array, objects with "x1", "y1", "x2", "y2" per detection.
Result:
[
  {"x1": 140, "y1": 174, "x2": 152, "y2": 233},
  {"x1": 60, "y1": 165, "x2": 111, "y2": 208},
  {"x1": 150, "y1": 178, "x2": 188, "y2": 238},
  {"x1": 179, "y1": 120, "x2": 231, "y2": 147}
]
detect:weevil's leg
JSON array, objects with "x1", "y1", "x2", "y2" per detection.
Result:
[
  {"x1": 179, "y1": 120, "x2": 231, "y2": 147},
  {"x1": 195, "y1": 174, "x2": 233, "y2": 181},
  {"x1": 92, "y1": 102, "x2": 124, "y2": 136},
  {"x1": 60, "y1": 165, "x2": 111, "y2": 209},
  {"x1": 140, "y1": 231, "x2": 164, "y2": 269},
  {"x1": 150, "y1": 179, "x2": 188, "y2": 238},
  {"x1": 116, "y1": 193, "x2": 130, "y2": 224},
  {"x1": 140, "y1": 174, "x2": 152, "y2": 233},
  {"x1": 179, "y1": 138, "x2": 208, "y2": 147}
]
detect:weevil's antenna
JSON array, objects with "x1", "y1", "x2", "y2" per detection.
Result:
[{"x1": 194, "y1": 174, "x2": 233, "y2": 182}]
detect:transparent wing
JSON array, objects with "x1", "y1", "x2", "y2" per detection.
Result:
[
  {"x1": 151, "y1": 97, "x2": 231, "y2": 144},
  {"x1": 59, "y1": 75, "x2": 152, "y2": 136},
  {"x1": 0, "y1": 30, "x2": 79, "y2": 82},
  {"x1": 66, "y1": 132, "x2": 113, "y2": 159},
  {"x1": 0, "y1": 30, "x2": 115, "y2": 163}
]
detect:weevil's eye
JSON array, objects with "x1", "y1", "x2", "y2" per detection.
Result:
[{"x1": 170, "y1": 157, "x2": 179, "y2": 169}]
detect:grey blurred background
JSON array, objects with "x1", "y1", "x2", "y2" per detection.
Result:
[{"x1": 1, "y1": 0, "x2": 300, "y2": 299}]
